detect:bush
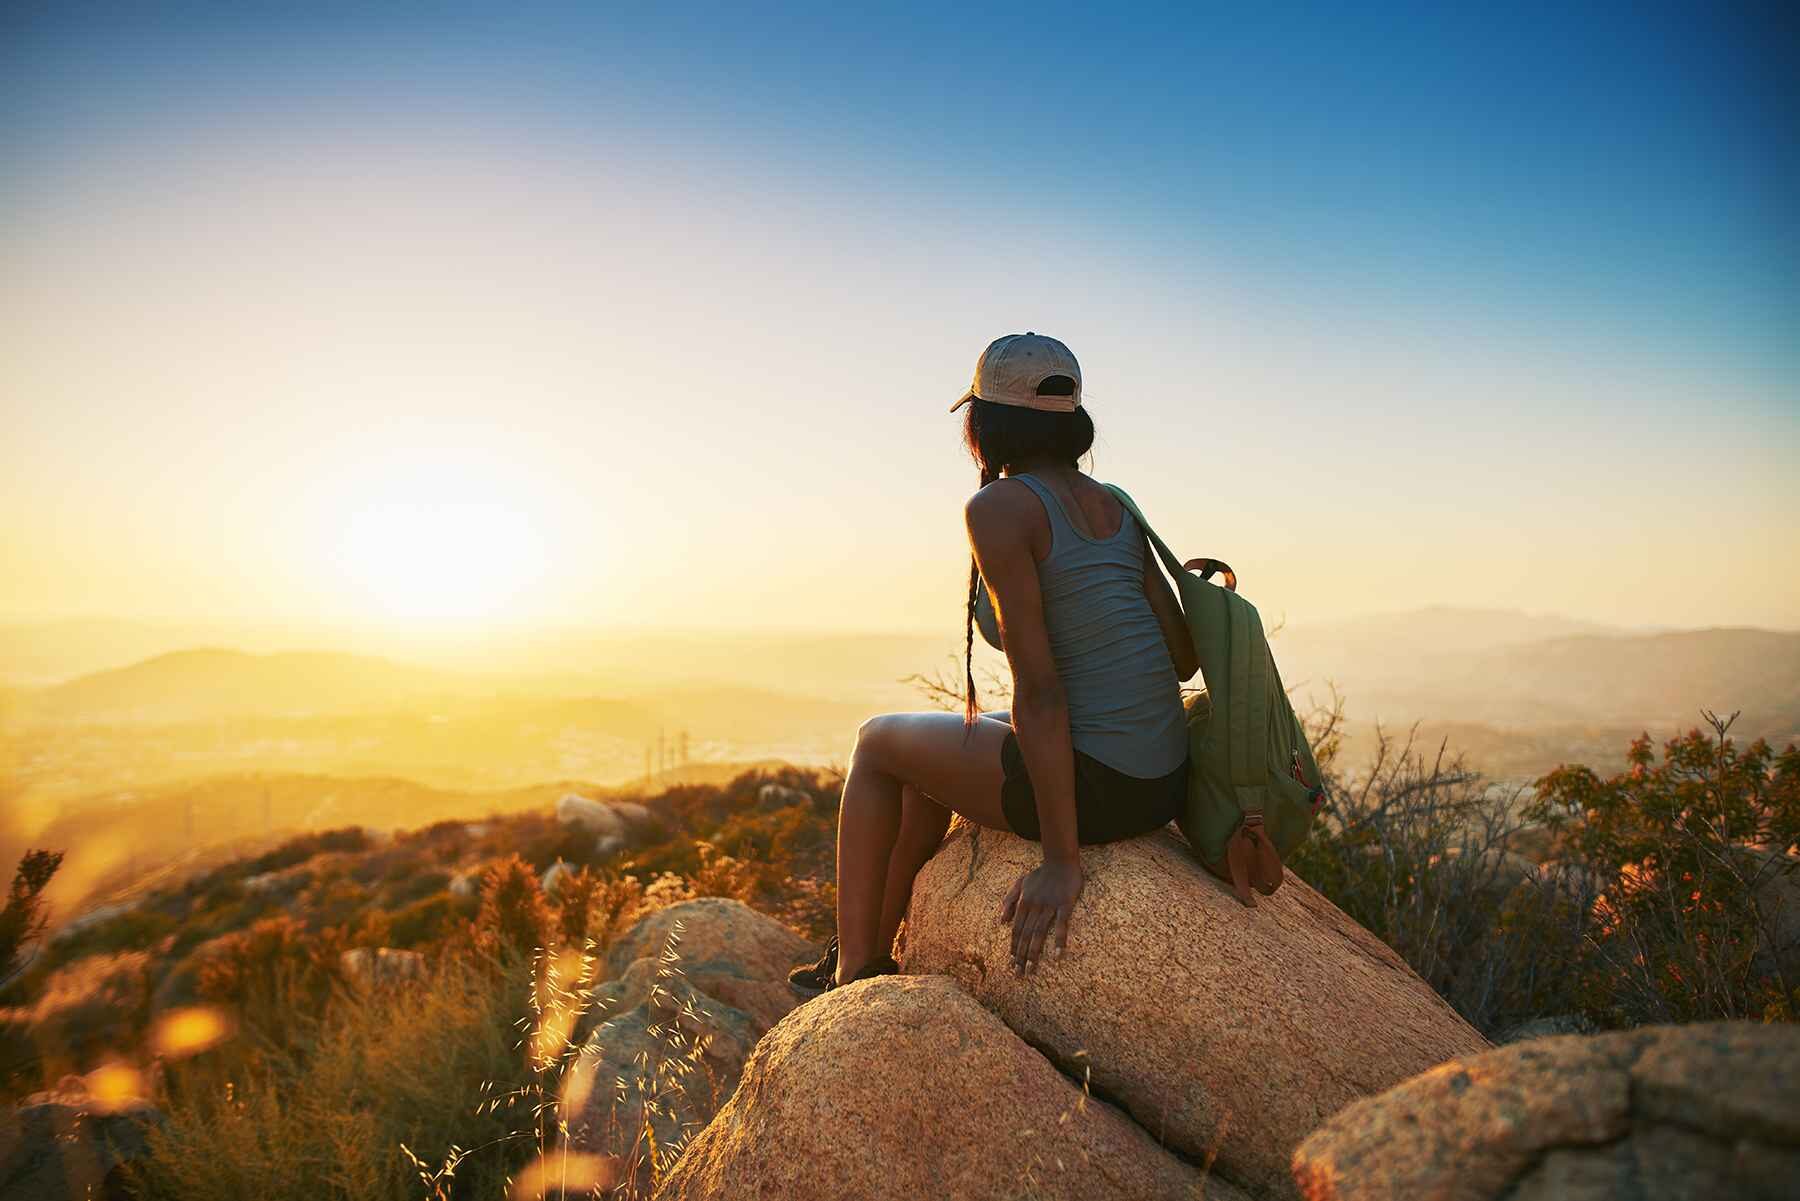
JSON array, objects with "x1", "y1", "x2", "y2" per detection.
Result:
[
  {"x1": 385, "y1": 894, "x2": 474, "y2": 949},
  {"x1": 1293, "y1": 696, "x2": 1800, "y2": 1037},
  {"x1": 0, "y1": 850, "x2": 64, "y2": 990},
  {"x1": 553, "y1": 866, "x2": 603, "y2": 945},
  {"x1": 1288, "y1": 700, "x2": 1576, "y2": 1036},
  {"x1": 474, "y1": 855, "x2": 551, "y2": 961},
  {"x1": 1526, "y1": 710, "x2": 1800, "y2": 1026},
  {"x1": 193, "y1": 916, "x2": 347, "y2": 1060}
]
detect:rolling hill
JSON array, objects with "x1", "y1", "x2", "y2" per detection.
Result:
[{"x1": 19, "y1": 648, "x2": 490, "y2": 724}]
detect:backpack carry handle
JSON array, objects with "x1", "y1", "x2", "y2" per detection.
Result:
[{"x1": 1182, "y1": 558, "x2": 1237, "y2": 592}]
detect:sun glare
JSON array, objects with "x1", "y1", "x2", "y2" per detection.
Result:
[{"x1": 325, "y1": 449, "x2": 551, "y2": 622}]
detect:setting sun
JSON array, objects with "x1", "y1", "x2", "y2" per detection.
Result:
[{"x1": 323, "y1": 449, "x2": 550, "y2": 622}]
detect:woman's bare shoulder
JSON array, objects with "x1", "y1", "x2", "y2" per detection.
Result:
[
  {"x1": 964, "y1": 476, "x2": 1037, "y2": 520},
  {"x1": 966, "y1": 477, "x2": 1053, "y2": 561}
]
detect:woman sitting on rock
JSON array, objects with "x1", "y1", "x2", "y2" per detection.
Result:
[{"x1": 790, "y1": 332, "x2": 1198, "y2": 995}]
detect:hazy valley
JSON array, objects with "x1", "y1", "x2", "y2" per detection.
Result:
[{"x1": 3, "y1": 609, "x2": 1795, "y2": 929}]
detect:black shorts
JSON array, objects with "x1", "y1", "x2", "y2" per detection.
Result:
[{"x1": 999, "y1": 729, "x2": 1189, "y2": 845}]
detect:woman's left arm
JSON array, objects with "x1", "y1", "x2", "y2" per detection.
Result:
[
  {"x1": 965, "y1": 486, "x2": 1085, "y2": 975},
  {"x1": 1141, "y1": 527, "x2": 1199, "y2": 680}
]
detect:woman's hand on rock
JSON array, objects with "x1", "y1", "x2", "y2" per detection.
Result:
[{"x1": 999, "y1": 858, "x2": 1084, "y2": 976}]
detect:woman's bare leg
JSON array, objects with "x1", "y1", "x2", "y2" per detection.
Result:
[
  {"x1": 874, "y1": 785, "x2": 953, "y2": 956},
  {"x1": 835, "y1": 711, "x2": 1014, "y2": 984},
  {"x1": 873, "y1": 712, "x2": 1010, "y2": 956}
]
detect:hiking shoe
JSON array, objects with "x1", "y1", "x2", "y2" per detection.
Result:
[
  {"x1": 828, "y1": 954, "x2": 899, "y2": 992},
  {"x1": 787, "y1": 938, "x2": 899, "y2": 998},
  {"x1": 787, "y1": 936, "x2": 839, "y2": 997}
]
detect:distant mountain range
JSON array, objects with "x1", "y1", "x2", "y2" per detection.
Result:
[
  {"x1": 1276, "y1": 610, "x2": 1800, "y2": 743},
  {"x1": 6, "y1": 609, "x2": 1797, "y2": 747}
]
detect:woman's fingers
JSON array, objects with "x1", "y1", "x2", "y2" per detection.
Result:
[
  {"x1": 999, "y1": 876, "x2": 1023, "y2": 924},
  {"x1": 1023, "y1": 914, "x2": 1052, "y2": 974},
  {"x1": 1013, "y1": 906, "x2": 1053, "y2": 975},
  {"x1": 1052, "y1": 903, "x2": 1073, "y2": 957},
  {"x1": 1011, "y1": 904, "x2": 1037, "y2": 971}
]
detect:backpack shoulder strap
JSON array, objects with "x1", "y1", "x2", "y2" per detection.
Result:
[
  {"x1": 1105, "y1": 483, "x2": 1237, "y2": 590},
  {"x1": 1102, "y1": 483, "x2": 1185, "y2": 583}
]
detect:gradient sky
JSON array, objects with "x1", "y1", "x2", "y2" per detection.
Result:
[{"x1": 3, "y1": 2, "x2": 1796, "y2": 635}]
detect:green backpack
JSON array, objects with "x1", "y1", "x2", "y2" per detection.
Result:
[{"x1": 1104, "y1": 483, "x2": 1327, "y2": 906}]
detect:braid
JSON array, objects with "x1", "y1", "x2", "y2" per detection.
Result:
[{"x1": 962, "y1": 463, "x2": 1000, "y2": 738}]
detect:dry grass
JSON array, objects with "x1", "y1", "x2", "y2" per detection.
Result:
[
  {"x1": 402, "y1": 919, "x2": 721, "y2": 1200},
  {"x1": 130, "y1": 838, "x2": 739, "y2": 1201},
  {"x1": 133, "y1": 954, "x2": 524, "y2": 1201}
]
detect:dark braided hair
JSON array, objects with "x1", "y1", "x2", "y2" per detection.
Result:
[{"x1": 959, "y1": 381, "x2": 1095, "y2": 737}]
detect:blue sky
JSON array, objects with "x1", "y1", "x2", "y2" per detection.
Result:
[{"x1": 2, "y1": 2, "x2": 1795, "y2": 630}]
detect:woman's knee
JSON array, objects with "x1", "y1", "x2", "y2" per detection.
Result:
[{"x1": 853, "y1": 713, "x2": 901, "y2": 769}]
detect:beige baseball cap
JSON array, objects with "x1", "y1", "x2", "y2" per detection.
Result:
[{"x1": 949, "y1": 332, "x2": 1083, "y2": 412}]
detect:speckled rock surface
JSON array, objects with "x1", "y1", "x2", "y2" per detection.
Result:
[
  {"x1": 1292, "y1": 1021, "x2": 1800, "y2": 1201},
  {"x1": 653, "y1": 974, "x2": 1245, "y2": 1201},
  {"x1": 563, "y1": 898, "x2": 817, "y2": 1189},
  {"x1": 602, "y1": 897, "x2": 813, "y2": 984},
  {"x1": 565, "y1": 970, "x2": 760, "y2": 1182},
  {"x1": 901, "y1": 819, "x2": 1490, "y2": 1200}
]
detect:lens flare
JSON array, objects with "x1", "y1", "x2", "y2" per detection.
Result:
[
  {"x1": 508, "y1": 1150, "x2": 621, "y2": 1200},
  {"x1": 558, "y1": 1045, "x2": 600, "y2": 1118},
  {"x1": 150, "y1": 1007, "x2": 233, "y2": 1058},
  {"x1": 86, "y1": 1062, "x2": 148, "y2": 1112}
]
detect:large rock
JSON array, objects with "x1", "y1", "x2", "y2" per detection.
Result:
[
  {"x1": 602, "y1": 897, "x2": 812, "y2": 985},
  {"x1": 1292, "y1": 1021, "x2": 1800, "y2": 1201},
  {"x1": 338, "y1": 947, "x2": 426, "y2": 990},
  {"x1": 565, "y1": 971, "x2": 763, "y2": 1184},
  {"x1": 557, "y1": 794, "x2": 626, "y2": 839},
  {"x1": 564, "y1": 899, "x2": 815, "y2": 1191},
  {"x1": 755, "y1": 783, "x2": 810, "y2": 808},
  {"x1": 559, "y1": 795, "x2": 661, "y2": 857},
  {"x1": 0, "y1": 1071, "x2": 165, "y2": 1201},
  {"x1": 654, "y1": 974, "x2": 1241, "y2": 1201},
  {"x1": 902, "y1": 819, "x2": 1489, "y2": 1200},
  {"x1": 609, "y1": 801, "x2": 661, "y2": 840}
]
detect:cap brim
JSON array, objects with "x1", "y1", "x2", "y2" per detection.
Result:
[{"x1": 949, "y1": 389, "x2": 976, "y2": 412}]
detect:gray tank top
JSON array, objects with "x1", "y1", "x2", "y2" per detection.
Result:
[{"x1": 974, "y1": 471, "x2": 1189, "y2": 779}]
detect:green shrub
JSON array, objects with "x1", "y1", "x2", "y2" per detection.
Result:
[
  {"x1": 1527, "y1": 711, "x2": 1800, "y2": 1026},
  {"x1": 1293, "y1": 698, "x2": 1799, "y2": 1037}
]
